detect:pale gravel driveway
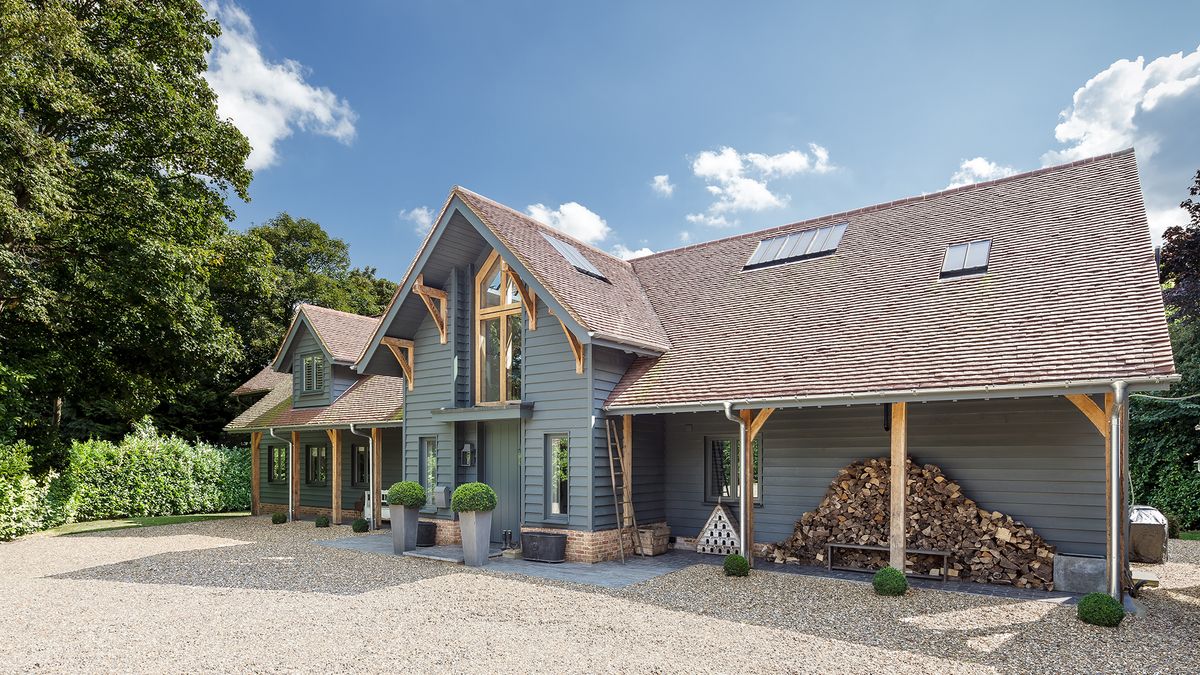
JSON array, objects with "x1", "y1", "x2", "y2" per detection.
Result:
[{"x1": 1, "y1": 516, "x2": 1197, "y2": 674}]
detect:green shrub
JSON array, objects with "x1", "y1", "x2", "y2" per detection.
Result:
[
  {"x1": 387, "y1": 481, "x2": 427, "y2": 509},
  {"x1": 723, "y1": 553, "x2": 750, "y2": 577},
  {"x1": 67, "y1": 418, "x2": 250, "y2": 521},
  {"x1": 351, "y1": 517, "x2": 369, "y2": 533},
  {"x1": 451, "y1": 482, "x2": 497, "y2": 512},
  {"x1": 271, "y1": 512, "x2": 287, "y2": 525},
  {"x1": 1078, "y1": 592, "x2": 1124, "y2": 627},
  {"x1": 873, "y1": 566, "x2": 908, "y2": 596},
  {"x1": 315, "y1": 515, "x2": 330, "y2": 528},
  {"x1": 0, "y1": 442, "x2": 50, "y2": 541}
]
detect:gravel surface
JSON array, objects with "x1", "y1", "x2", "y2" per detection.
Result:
[{"x1": 2, "y1": 516, "x2": 1198, "y2": 673}]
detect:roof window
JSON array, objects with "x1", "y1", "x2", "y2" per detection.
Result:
[
  {"x1": 542, "y1": 233, "x2": 608, "y2": 281},
  {"x1": 940, "y1": 239, "x2": 992, "y2": 278},
  {"x1": 744, "y1": 222, "x2": 847, "y2": 270}
]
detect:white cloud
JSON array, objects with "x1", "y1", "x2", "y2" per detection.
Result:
[
  {"x1": 946, "y1": 157, "x2": 1018, "y2": 189},
  {"x1": 526, "y1": 202, "x2": 611, "y2": 245},
  {"x1": 611, "y1": 244, "x2": 654, "y2": 260},
  {"x1": 679, "y1": 230, "x2": 691, "y2": 244},
  {"x1": 400, "y1": 206, "x2": 435, "y2": 235},
  {"x1": 1043, "y1": 45, "x2": 1200, "y2": 164},
  {"x1": 1146, "y1": 205, "x2": 1190, "y2": 243},
  {"x1": 651, "y1": 174, "x2": 674, "y2": 197},
  {"x1": 203, "y1": 1, "x2": 357, "y2": 170},
  {"x1": 686, "y1": 144, "x2": 833, "y2": 227}
]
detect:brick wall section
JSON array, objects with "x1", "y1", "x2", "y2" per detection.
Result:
[
  {"x1": 421, "y1": 518, "x2": 462, "y2": 545},
  {"x1": 260, "y1": 503, "x2": 364, "y2": 522},
  {"x1": 521, "y1": 526, "x2": 640, "y2": 563}
]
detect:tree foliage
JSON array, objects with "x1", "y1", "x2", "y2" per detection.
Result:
[{"x1": 1160, "y1": 170, "x2": 1200, "y2": 321}]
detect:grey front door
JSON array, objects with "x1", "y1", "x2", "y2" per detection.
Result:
[{"x1": 481, "y1": 419, "x2": 521, "y2": 543}]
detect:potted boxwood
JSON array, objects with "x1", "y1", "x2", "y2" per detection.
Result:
[
  {"x1": 387, "y1": 481, "x2": 428, "y2": 554},
  {"x1": 452, "y1": 482, "x2": 497, "y2": 566}
]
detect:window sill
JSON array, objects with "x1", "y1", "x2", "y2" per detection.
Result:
[{"x1": 431, "y1": 403, "x2": 533, "y2": 422}]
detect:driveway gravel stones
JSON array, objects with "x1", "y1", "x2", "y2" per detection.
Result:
[{"x1": 2, "y1": 517, "x2": 1198, "y2": 673}]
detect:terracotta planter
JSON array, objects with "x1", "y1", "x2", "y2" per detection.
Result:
[
  {"x1": 459, "y1": 510, "x2": 493, "y2": 566},
  {"x1": 392, "y1": 506, "x2": 420, "y2": 554}
]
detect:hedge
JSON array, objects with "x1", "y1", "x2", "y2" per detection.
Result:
[{"x1": 1, "y1": 419, "x2": 250, "y2": 540}]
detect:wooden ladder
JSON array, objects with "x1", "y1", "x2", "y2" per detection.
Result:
[{"x1": 605, "y1": 417, "x2": 640, "y2": 562}]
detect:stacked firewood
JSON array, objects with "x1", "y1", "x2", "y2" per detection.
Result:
[{"x1": 766, "y1": 457, "x2": 1056, "y2": 589}]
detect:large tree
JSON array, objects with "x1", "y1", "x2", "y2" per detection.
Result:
[
  {"x1": 1160, "y1": 169, "x2": 1200, "y2": 321},
  {"x1": 0, "y1": 0, "x2": 259, "y2": 464}
]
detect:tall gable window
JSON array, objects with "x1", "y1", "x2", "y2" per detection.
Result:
[
  {"x1": 301, "y1": 353, "x2": 325, "y2": 392},
  {"x1": 475, "y1": 251, "x2": 523, "y2": 404},
  {"x1": 940, "y1": 239, "x2": 992, "y2": 278},
  {"x1": 744, "y1": 222, "x2": 847, "y2": 270}
]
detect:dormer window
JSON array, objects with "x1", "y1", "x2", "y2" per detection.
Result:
[
  {"x1": 476, "y1": 251, "x2": 522, "y2": 404},
  {"x1": 940, "y1": 239, "x2": 992, "y2": 278},
  {"x1": 301, "y1": 353, "x2": 325, "y2": 392}
]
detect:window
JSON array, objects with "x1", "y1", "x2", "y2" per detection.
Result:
[
  {"x1": 350, "y1": 444, "x2": 368, "y2": 487},
  {"x1": 419, "y1": 437, "x2": 437, "y2": 507},
  {"x1": 301, "y1": 353, "x2": 325, "y2": 392},
  {"x1": 306, "y1": 445, "x2": 328, "y2": 485},
  {"x1": 541, "y1": 233, "x2": 608, "y2": 281},
  {"x1": 475, "y1": 251, "x2": 523, "y2": 404},
  {"x1": 744, "y1": 222, "x2": 847, "y2": 270},
  {"x1": 940, "y1": 239, "x2": 992, "y2": 278},
  {"x1": 546, "y1": 434, "x2": 569, "y2": 517},
  {"x1": 704, "y1": 437, "x2": 762, "y2": 504},
  {"x1": 267, "y1": 446, "x2": 288, "y2": 483}
]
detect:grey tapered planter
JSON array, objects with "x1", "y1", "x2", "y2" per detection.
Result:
[
  {"x1": 392, "y1": 506, "x2": 420, "y2": 554},
  {"x1": 459, "y1": 511, "x2": 492, "y2": 566}
]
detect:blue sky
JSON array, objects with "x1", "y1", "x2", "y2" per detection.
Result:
[{"x1": 205, "y1": 1, "x2": 1200, "y2": 280}]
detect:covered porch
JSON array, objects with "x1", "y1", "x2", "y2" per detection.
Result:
[{"x1": 606, "y1": 380, "x2": 1151, "y2": 602}]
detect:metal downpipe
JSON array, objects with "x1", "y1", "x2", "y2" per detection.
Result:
[
  {"x1": 267, "y1": 428, "x2": 293, "y2": 522},
  {"x1": 1108, "y1": 381, "x2": 1128, "y2": 600},
  {"x1": 348, "y1": 424, "x2": 375, "y2": 530},
  {"x1": 723, "y1": 402, "x2": 749, "y2": 560}
]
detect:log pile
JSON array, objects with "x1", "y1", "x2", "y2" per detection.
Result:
[{"x1": 766, "y1": 457, "x2": 1056, "y2": 589}]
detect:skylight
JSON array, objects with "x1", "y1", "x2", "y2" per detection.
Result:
[
  {"x1": 744, "y1": 222, "x2": 847, "y2": 270},
  {"x1": 940, "y1": 239, "x2": 992, "y2": 278},
  {"x1": 542, "y1": 233, "x2": 608, "y2": 281}
]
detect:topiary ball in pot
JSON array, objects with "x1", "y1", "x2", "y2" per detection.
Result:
[
  {"x1": 351, "y1": 517, "x2": 369, "y2": 533},
  {"x1": 314, "y1": 515, "x2": 330, "y2": 528},
  {"x1": 271, "y1": 512, "x2": 287, "y2": 525},
  {"x1": 873, "y1": 566, "x2": 908, "y2": 596},
  {"x1": 1077, "y1": 592, "x2": 1124, "y2": 627},
  {"x1": 387, "y1": 481, "x2": 427, "y2": 510},
  {"x1": 451, "y1": 482, "x2": 498, "y2": 512},
  {"x1": 723, "y1": 553, "x2": 750, "y2": 577}
]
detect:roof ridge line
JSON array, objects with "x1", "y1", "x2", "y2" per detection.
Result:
[
  {"x1": 297, "y1": 303, "x2": 380, "y2": 321},
  {"x1": 633, "y1": 147, "x2": 1137, "y2": 262},
  {"x1": 453, "y1": 186, "x2": 635, "y2": 269}
]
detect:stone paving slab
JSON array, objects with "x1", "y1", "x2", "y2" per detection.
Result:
[{"x1": 317, "y1": 534, "x2": 500, "y2": 562}]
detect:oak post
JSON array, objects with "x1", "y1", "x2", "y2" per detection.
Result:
[
  {"x1": 291, "y1": 431, "x2": 301, "y2": 521},
  {"x1": 249, "y1": 432, "x2": 262, "y2": 516},
  {"x1": 889, "y1": 402, "x2": 907, "y2": 571}
]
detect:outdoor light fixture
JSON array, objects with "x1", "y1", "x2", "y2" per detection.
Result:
[{"x1": 459, "y1": 442, "x2": 475, "y2": 467}]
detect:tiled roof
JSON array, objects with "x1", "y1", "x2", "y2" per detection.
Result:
[
  {"x1": 606, "y1": 149, "x2": 1175, "y2": 409},
  {"x1": 224, "y1": 375, "x2": 404, "y2": 432},
  {"x1": 456, "y1": 188, "x2": 671, "y2": 352},
  {"x1": 231, "y1": 366, "x2": 291, "y2": 396},
  {"x1": 298, "y1": 304, "x2": 382, "y2": 363}
]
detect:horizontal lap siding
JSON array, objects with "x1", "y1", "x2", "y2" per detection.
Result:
[
  {"x1": 632, "y1": 415, "x2": 666, "y2": 524},
  {"x1": 260, "y1": 442, "x2": 288, "y2": 505},
  {"x1": 522, "y1": 299, "x2": 591, "y2": 529},
  {"x1": 661, "y1": 397, "x2": 1105, "y2": 556},
  {"x1": 590, "y1": 346, "x2": 635, "y2": 531},
  {"x1": 404, "y1": 311, "x2": 455, "y2": 517},
  {"x1": 296, "y1": 430, "x2": 331, "y2": 508}
]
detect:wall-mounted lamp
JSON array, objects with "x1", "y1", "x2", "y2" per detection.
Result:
[{"x1": 460, "y1": 443, "x2": 475, "y2": 467}]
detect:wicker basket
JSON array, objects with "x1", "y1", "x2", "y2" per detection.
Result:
[{"x1": 635, "y1": 523, "x2": 671, "y2": 556}]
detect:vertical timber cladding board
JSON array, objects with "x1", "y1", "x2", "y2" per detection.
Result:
[
  {"x1": 660, "y1": 398, "x2": 1106, "y2": 555},
  {"x1": 403, "y1": 305, "x2": 455, "y2": 516},
  {"x1": 522, "y1": 298, "x2": 593, "y2": 529},
  {"x1": 589, "y1": 346, "x2": 637, "y2": 531}
]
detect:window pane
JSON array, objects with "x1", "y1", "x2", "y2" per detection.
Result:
[
  {"x1": 964, "y1": 239, "x2": 991, "y2": 269},
  {"x1": 806, "y1": 226, "x2": 832, "y2": 254},
  {"x1": 821, "y1": 222, "x2": 848, "y2": 252},
  {"x1": 710, "y1": 439, "x2": 734, "y2": 499},
  {"x1": 549, "y1": 435, "x2": 569, "y2": 515},
  {"x1": 751, "y1": 438, "x2": 761, "y2": 502},
  {"x1": 506, "y1": 314, "x2": 522, "y2": 401},
  {"x1": 423, "y1": 438, "x2": 437, "y2": 506},
  {"x1": 942, "y1": 243, "x2": 968, "y2": 272},
  {"x1": 479, "y1": 264, "x2": 502, "y2": 309},
  {"x1": 313, "y1": 355, "x2": 324, "y2": 390},
  {"x1": 756, "y1": 235, "x2": 786, "y2": 264},
  {"x1": 504, "y1": 275, "x2": 522, "y2": 305},
  {"x1": 480, "y1": 318, "x2": 501, "y2": 402}
]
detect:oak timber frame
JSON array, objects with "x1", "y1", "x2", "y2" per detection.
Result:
[
  {"x1": 382, "y1": 336, "x2": 414, "y2": 391},
  {"x1": 474, "y1": 250, "x2": 525, "y2": 404},
  {"x1": 889, "y1": 402, "x2": 907, "y2": 571},
  {"x1": 1066, "y1": 392, "x2": 1126, "y2": 599},
  {"x1": 412, "y1": 274, "x2": 448, "y2": 344},
  {"x1": 250, "y1": 432, "x2": 262, "y2": 516},
  {"x1": 326, "y1": 429, "x2": 342, "y2": 524},
  {"x1": 737, "y1": 408, "x2": 774, "y2": 567}
]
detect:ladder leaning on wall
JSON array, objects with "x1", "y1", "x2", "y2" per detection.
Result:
[{"x1": 605, "y1": 418, "x2": 640, "y2": 562}]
